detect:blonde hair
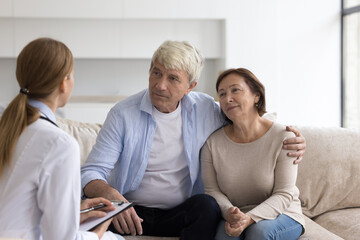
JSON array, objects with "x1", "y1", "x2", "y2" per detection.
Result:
[
  {"x1": 150, "y1": 40, "x2": 204, "y2": 84},
  {"x1": 0, "y1": 37, "x2": 73, "y2": 177}
]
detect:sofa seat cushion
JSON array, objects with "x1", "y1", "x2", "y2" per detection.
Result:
[
  {"x1": 313, "y1": 208, "x2": 360, "y2": 240},
  {"x1": 297, "y1": 215, "x2": 343, "y2": 240}
]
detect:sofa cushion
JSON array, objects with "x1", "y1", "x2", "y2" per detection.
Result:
[
  {"x1": 57, "y1": 118, "x2": 102, "y2": 165},
  {"x1": 296, "y1": 126, "x2": 360, "y2": 218},
  {"x1": 313, "y1": 208, "x2": 360, "y2": 240}
]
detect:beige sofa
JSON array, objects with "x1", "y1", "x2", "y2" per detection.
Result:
[{"x1": 57, "y1": 118, "x2": 360, "y2": 240}]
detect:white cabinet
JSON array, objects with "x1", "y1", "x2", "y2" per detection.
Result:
[
  {"x1": 0, "y1": 0, "x2": 12, "y2": 17},
  {"x1": 1, "y1": 18, "x2": 223, "y2": 59},
  {"x1": 0, "y1": 0, "x2": 225, "y2": 59},
  {"x1": 12, "y1": 0, "x2": 124, "y2": 18},
  {"x1": 12, "y1": 18, "x2": 123, "y2": 58},
  {"x1": 8, "y1": 0, "x2": 230, "y2": 19},
  {"x1": 122, "y1": 0, "x2": 225, "y2": 19},
  {"x1": 0, "y1": 19, "x2": 14, "y2": 57}
]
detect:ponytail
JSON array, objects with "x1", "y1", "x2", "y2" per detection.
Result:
[{"x1": 0, "y1": 94, "x2": 39, "y2": 177}]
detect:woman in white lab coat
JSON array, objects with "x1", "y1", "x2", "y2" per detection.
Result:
[{"x1": 0, "y1": 37, "x2": 120, "y2": 240}]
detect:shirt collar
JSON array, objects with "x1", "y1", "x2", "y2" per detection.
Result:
[
  {"x1": 181, "y1": 92, "x2": 196, "y2": 113},
  {"x1": 28, "y1": 99, "x2": 57, "y2": 124},
  {"x1": 140, "y1": 89, "x2": 196, "y2": 115},
  {"x1": 140, "y1": 90, "x2": 153, "y2": 115}
]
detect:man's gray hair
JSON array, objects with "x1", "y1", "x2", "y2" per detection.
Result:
[{"x1": 150, "y1": 40, "x2": 204, "y2": 84}]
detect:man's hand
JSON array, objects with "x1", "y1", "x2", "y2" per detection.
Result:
[
  {"x1": 80, "y1": 197, "x2": 115, "y2": 224},
  {"x1": 225, "y1": 207, "x2": 254, "y2": 237},
  {"x1": 112, "y1": 205, "x2": 143, "y2": 236},
  {"x1": 283, "y1": 126, "x2": 306, "y2": 164}
]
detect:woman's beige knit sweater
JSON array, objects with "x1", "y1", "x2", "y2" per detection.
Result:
[{"x1": 201, "y1": 122, "x2": 305, "y2": 229}]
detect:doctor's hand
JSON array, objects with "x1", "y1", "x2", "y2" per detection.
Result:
[
  {"x1": 80, "y1": 197, "x2": 115, "y2": 224},
  {"x1": 92, "y1": 218, "x2": 113, "y2": 239}
]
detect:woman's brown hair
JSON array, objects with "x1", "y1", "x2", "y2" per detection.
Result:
[
  {"x1": 0, "y1": 38, "x2": 73, "y2": 177},
  {"x1": 216, "y1": 68, "x2": 267, "y2": 122}
]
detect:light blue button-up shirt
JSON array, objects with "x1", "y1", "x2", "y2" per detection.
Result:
[{"x1": 81, "y1": 89, "x2": 224, "y2": 196}]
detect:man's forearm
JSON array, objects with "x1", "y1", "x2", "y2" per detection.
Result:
[{"x1": 84, "y1": 179, "x2": 124, "y2": 201}]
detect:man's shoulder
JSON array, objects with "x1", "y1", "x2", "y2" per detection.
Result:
[{"x1": 186, "y1": 91, "x2": 223, "y2": 126}]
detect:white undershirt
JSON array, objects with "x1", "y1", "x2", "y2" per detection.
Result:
[{"x1": 125, "y1": 102, "x2": 191, "y2": 209}]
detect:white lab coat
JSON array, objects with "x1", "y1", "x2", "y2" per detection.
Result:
[{"x1": 0, "y1": 117, "x2": 117, "y2": 240}]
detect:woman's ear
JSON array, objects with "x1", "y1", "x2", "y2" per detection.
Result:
[
  {"x1": 59, "y1": 76, "x2": 68, "y2": 93},
  {"x1": 254, "y1": 93, "x2": 260, "y2": 104}
]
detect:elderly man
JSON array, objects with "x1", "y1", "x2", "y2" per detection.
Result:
[{"x1": 81, "y1": 40, "x2": 306, "y2": 239}]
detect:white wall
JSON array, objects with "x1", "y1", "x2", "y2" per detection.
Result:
[
  {"x1": 224, "y1": 1, "x2": 341, "y2": 126},
  {"x1": 0, "y1": 0, "x2": 341, "y2": 126},
  {"x1": 276, "y1": 1, "x2": 341, "y2": 127}
]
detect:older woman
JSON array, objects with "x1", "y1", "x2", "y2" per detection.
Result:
[{"x1": 201, "y1": 68, "x2": 305, "y2": 240}]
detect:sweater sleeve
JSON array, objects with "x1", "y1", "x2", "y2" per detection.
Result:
[
  {"x1": 201, "y1": 142, "x2": 233, "y2": 219},
  {"x1": 247, "y1": 132, "x2": 298, "y2": 222}
]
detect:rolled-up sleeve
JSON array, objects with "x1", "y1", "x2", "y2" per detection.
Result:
[{"x1": 81, "y1": 107, "x2": 123, "y2": 191}]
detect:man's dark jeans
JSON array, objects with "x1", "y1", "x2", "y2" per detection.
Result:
[{"x1": 110, "y1": 194, "x2": 221, "y2": 240}]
